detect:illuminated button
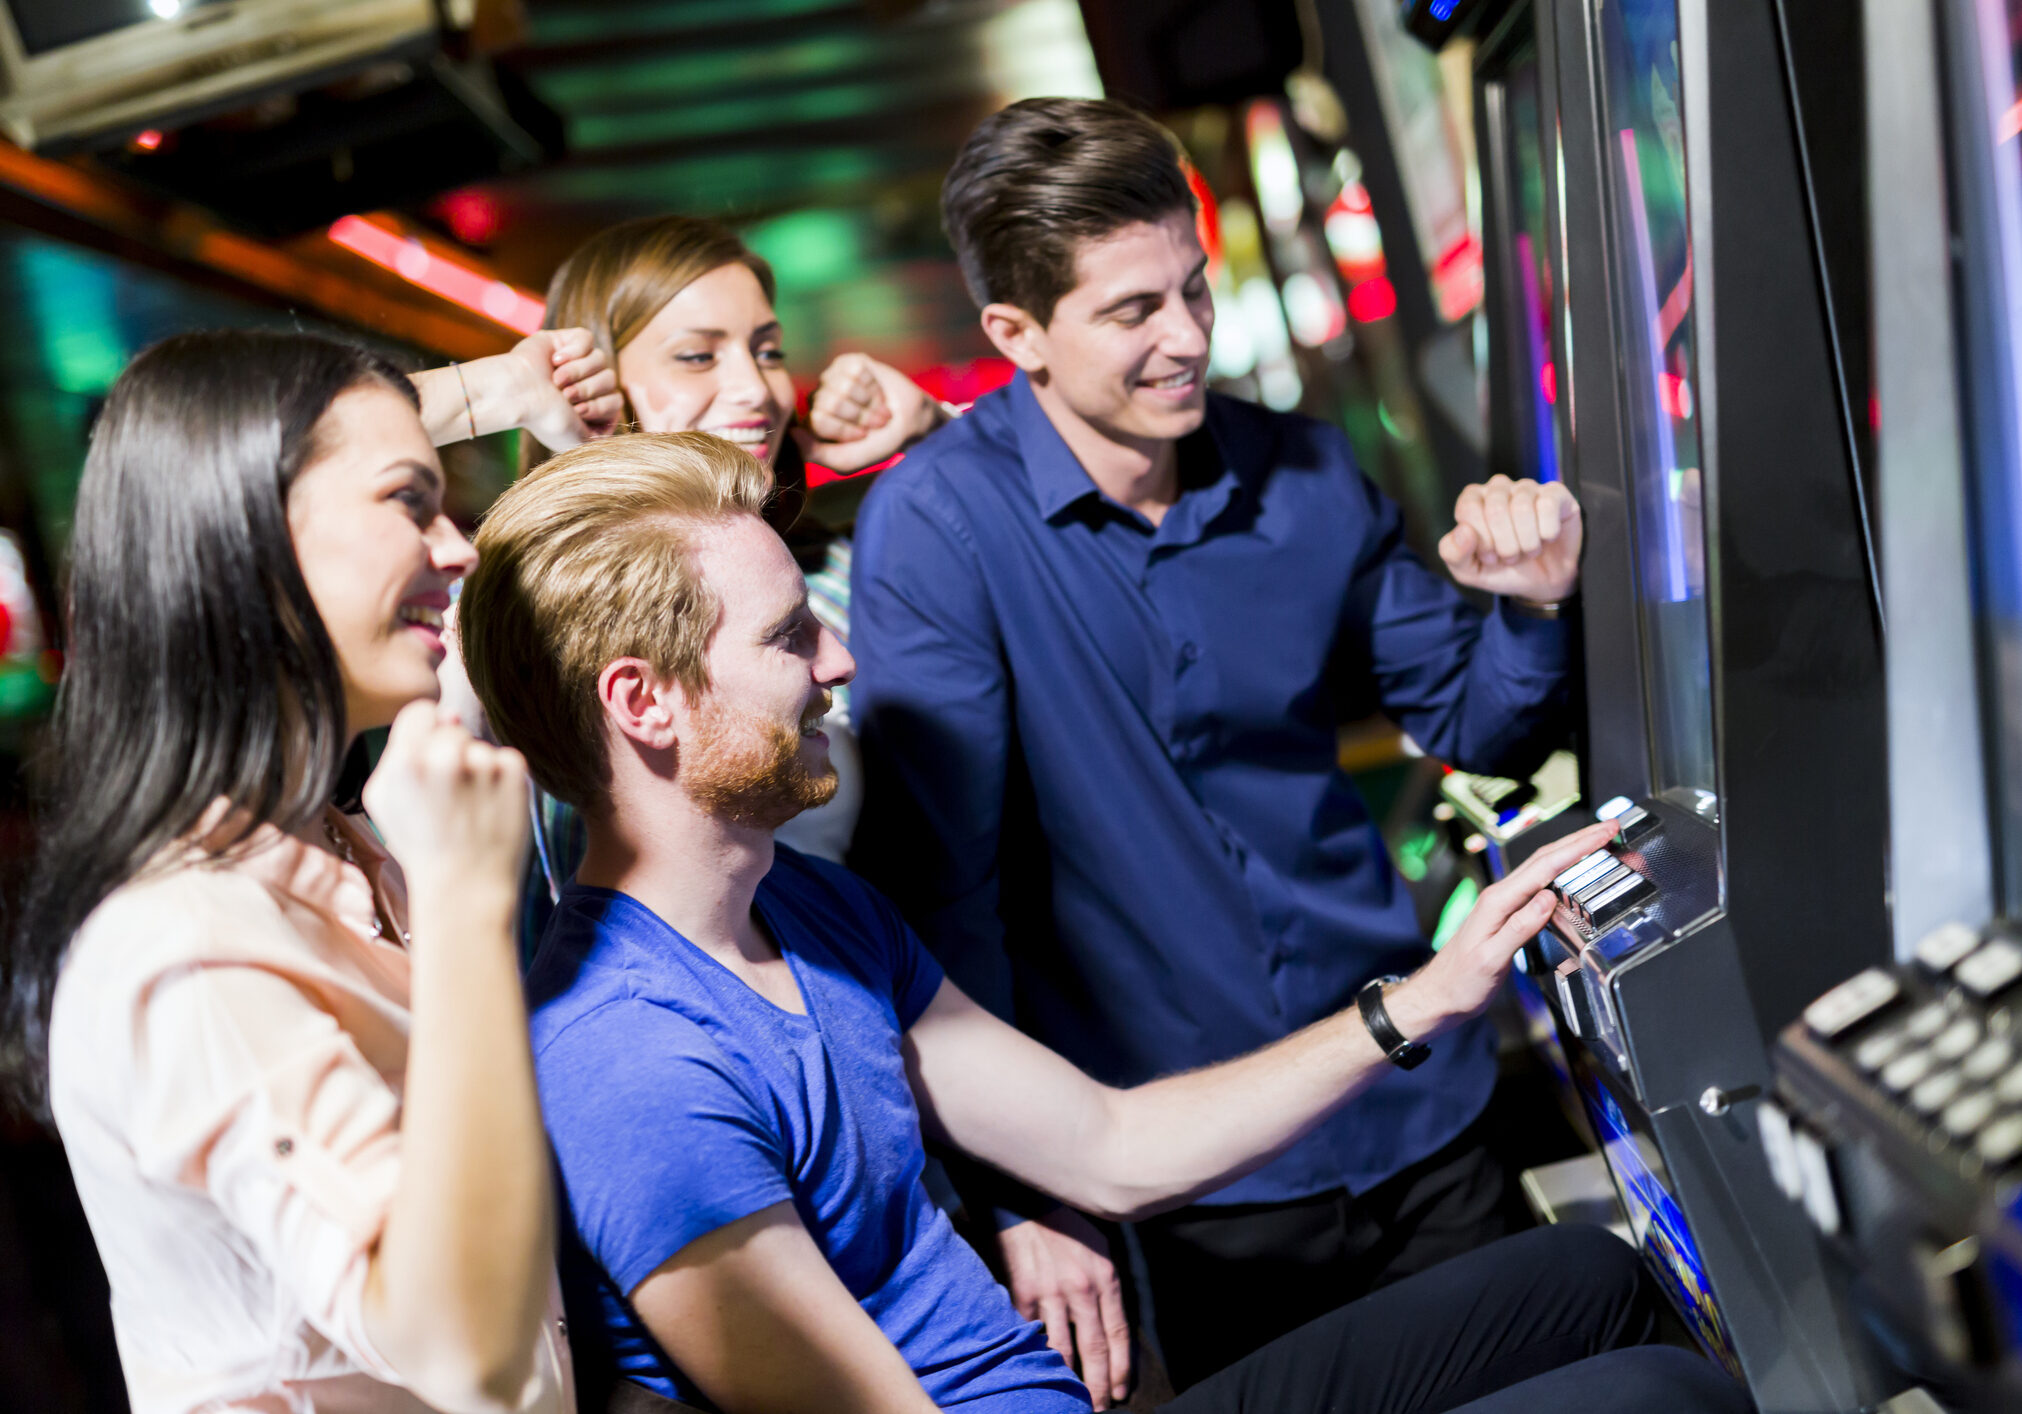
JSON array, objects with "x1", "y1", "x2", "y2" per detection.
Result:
[
  {"x1": 1911, "y1": 1070, "x2": 1964, "y2": 1114},
  {"x1": 1612, "y1": 805, "x2": 1660, "y2": 844},
  {"x1": 1805, "y1": 970, "x2": 1904, "y2": 1040},
  {"x1": 1572, "y1": 864, "x2": 1636, "y2": 908},
  {"x1": 1962, "y1": 1038, "x2": 2015, "y2": 1083},
  {"x1": 1932, "y1": 1018, "x2": 1982, "y2": 1062},
  {"x1": 1854, "y1": 1029, "x2": 1906, "y2": 1072},
  {"x1": 1882, "y1": 1050, "x2": 1937, "y2": 1092},
  {"x1": 1976, "y1": 1113, "x2": 2022, "y2": 1167},
  {"x1": 1957, "y1": 940, "x2": 2022, "y2": 999},
  {"x1": 1997, "y1": 1065, "x2": 2022, "y2": 1107},
  {"x1": 1944, "y1": 1091, "x2": 1998, "y2": 1139},
  {"x1": 1903, "y1": 1003, "x2": 1949, "y2": 1041},
  {"x1": 1916, "y1": 922, "x2": 1982, "y2": 974},
  {"x1": 1585, "y1": 873, "x2": 1657, "y2": 929},
  {"x1": 1553, "y1": 850, "x2": 1616, "y2": 894}
]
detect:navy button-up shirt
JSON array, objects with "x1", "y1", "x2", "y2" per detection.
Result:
[{"x1": 850, "y1": 374, "x2": 1571, "y2": 1205}]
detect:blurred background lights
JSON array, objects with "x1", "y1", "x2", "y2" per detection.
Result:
[
  {"x1": 1246, "y1": 102, "x2": 1305, "y2": 237},
  {"x1": 1282, "y1": 270, "x2": 1347, "y2": 347},
  {"x1": 149, "y1": 0, "x2": 180, "y2": 17}
]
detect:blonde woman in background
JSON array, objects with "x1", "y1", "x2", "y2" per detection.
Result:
[{"x1": 499, "y1": 216, "x2": 948, "y2": 908}]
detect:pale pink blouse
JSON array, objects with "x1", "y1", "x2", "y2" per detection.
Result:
[{"x1": 49, "y1": 808, "x2": 574, "y2": 1414}]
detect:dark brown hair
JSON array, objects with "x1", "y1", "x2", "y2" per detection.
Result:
[
  {"x1": 941, "y1": 97, "x2": 1195, "y2": 327},
  {"x1": 6, "y1": 331, "x2": 415, "y2": 1118}
]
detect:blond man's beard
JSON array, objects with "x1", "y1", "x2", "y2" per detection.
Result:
[{"x1": 684, "y1": 693, "x2": 838, "y2": 830}]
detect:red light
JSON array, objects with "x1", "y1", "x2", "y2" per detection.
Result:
[
  {"x1": 328, "y1": 215, "x2": 545, "y2": 334},
  {"x1": 131, "y1": 129, "x2": 164, "y2": 152},
  {"x1": 1348, "y1": 277, "x2": 1397, "y2": 323},
  {"x1": 802, "y1": 359, "x2": 1019, "y2": 487},
  {"x1": 1183, "y1": 159, "x2": 1223, "y2": 271},
  {"x1": 912, "y1": 358, "x2": 1016, "y2": 408},
  {"x1": 1540, "y1": 362, "x2": 1557, "y2": 405},
  {"x1": 1658, "y1": 372, "x2": 1695, "y2": 420},
  {"x1": 2003, "y1": 99, "x2": 2022, "y2": 143},
  {"x1": 438, "y1": 188, "x2": 502, "y2": 246}
]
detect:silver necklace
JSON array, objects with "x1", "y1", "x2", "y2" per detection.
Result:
[{"x1": 323, "y1": 817, "x2": 412, "y2": 944}]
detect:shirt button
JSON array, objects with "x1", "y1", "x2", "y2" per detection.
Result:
[{"x1": 1179, "y1": 642, "x2": 1200, "y2": 664}]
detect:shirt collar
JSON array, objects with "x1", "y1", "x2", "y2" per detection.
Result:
[{"x1": 1008, "y1": 371, "x2": 1268, "y2": 525}]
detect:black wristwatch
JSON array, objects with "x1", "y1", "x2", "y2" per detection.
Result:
[{"x1": 1358, "y1": 976, "x2": 1431, "y2": 1070}]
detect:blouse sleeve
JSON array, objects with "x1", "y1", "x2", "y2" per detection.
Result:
[{"x1": 124, "y1": 951, "x2": 408, "y2": 1382}]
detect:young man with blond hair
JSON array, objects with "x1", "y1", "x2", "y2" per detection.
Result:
[{"x1": 455, "y1": 431, "x2": 1745, "y2": 1414}]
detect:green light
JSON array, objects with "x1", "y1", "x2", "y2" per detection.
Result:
[
  {"x1": 745, "y1": 208, "x2": 860, "y2": 290},
  {"x1": 1429, "y1": 876, "x2": 1480, "y2": 951},
  {"x1": 17, "y1": 242, "x2": 126, "y2": 396},
  {"x1": 1394, "y1": 826, "x2": 1438, "y2": 882}
]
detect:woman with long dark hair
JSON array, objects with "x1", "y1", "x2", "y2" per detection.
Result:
[{"x1": 11, "y1": 330, "x2": 582, "y2": 1414}]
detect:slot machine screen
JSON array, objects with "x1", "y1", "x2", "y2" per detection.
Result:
[
  {"x1": 1958, "y1": 0, "x2": 2022, "y2": 918},
  {"x1": 1502, "y1": 57, "x2": 1561, "y2": 483},
  {"x1": 1596, "y1": 0, "x2": 1716, "y2": 804}
]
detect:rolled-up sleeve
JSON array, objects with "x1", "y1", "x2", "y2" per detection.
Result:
[{"x1": 126, "y1": 957, "x2": 406, "y2": 1381}]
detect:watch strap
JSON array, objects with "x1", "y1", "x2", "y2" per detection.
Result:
[{"x1": 1358, "y1": 978, "x2": 1431, "y2": 1070}]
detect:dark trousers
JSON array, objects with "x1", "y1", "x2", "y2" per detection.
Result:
[
  {"x1": 1160, "y1": 1225, "x2": 1752, "y2": 1414},
  {"x1": 1135, "y1": 1118, "x2": 1519, "y2": 1389}
]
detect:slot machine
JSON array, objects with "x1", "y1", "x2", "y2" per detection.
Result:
[
  {"x1": 1410, "y1": 1, "x2": 1889, "y2": 1407},
  {"x1": 1764, "y1": 0, "x2": 2022, "y2": 1406}
]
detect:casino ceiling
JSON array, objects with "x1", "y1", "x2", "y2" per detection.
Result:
[{"x1": 446, "y1": 0, "x2": 1106, "y2": 371}]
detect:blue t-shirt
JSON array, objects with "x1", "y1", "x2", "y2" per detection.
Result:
[{"x1": 528, "y1": 845, "x2": 1087, "y2": 1412}]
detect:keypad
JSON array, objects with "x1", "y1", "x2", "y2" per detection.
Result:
[
  {"x1": 1855, "y1": 1029, "x2": 1906, "y2": 1072},
  {"x1": 1956, "y1": 940, "x2": 2022, "y2": 999},
  {"x1": 1911, "y1": 1070, "x2": 1964, "y2": 1115},
  {"x1": 1903, "y1": 1003, "x2": 1948, "y2": 1041},
  {"x1": 1931, "y1": 1018, "x2": 1981, "y2": 1061},
  {"x1": 1961, "y1": 1037, "x2": 2014, "y2": 1082},
  {"x1": 1883, "y1": 1050, "x2": 1937, "y2": 1092},
  {"x1": 1942, "y1": 1090, "x2": 1998, "y2": 1139},
  {"x1": 1976, "y1": 1113, "x2": 2022, "y2": 1167}
]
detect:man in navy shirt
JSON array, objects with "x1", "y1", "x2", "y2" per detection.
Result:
[
  {"x1": 457, "y1": 431, "x2": 1744, "y2": 1414},
  {"x1": 850, "y1": 98, "x2": 1583, "y2": 1392}
]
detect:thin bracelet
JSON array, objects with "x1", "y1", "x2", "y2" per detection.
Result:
[{"x1": 451, "y1": 362, "x2": 478, "y2": 441}]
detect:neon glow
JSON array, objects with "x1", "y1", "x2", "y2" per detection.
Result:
[
  {"x1": 1282, "y1": 271, "x2": 1347, "y2": 347},
  {"x1": 131, "y1": 130, "x2": 164, "y2": 152},
  {"x1": 1245, "y1": 102, "x2": 1305, "y2": 237},
  {"x1": 437, "y1": 189, "x2": 503, "y2": 247},
  {"x1": 1184, "y1": 159, "x2": 1224, "y2": 274},
  {"x1": 1659, "y1": 372, "x2": 1695, "y2": 421},
  {"x1": 327, "y1": 216, "x2": 545, "y2": 334},
  {"x1": 1431, "y1": 233, "x2": 1484, "y2": 322},
  {"x1": 1348, "y1": 276, "x2": 1397, "y2": 323}
]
